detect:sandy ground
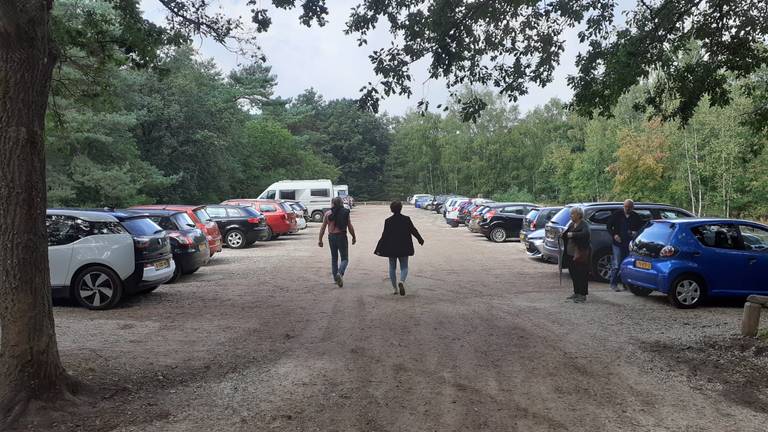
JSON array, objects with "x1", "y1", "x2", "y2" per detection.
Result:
[{"x1": 14, "y1": 205, "x2": 768, "y2": 431}]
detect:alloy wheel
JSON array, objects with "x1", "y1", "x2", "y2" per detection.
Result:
[
  {"x1": 227, "y1": 231, "x2": 244, "y2": 248},
  {"x1": 675, "y1": 280, "x2": 701, "y2": 306},
  {"x1": 596, "y1": 254, "x2": 612, "y2": 282},
  {"x1": 78, "y1": 271, "x2": 115, "y2": 308},
  {"x1": 491, "y1": 228, "x2": 506, "y2": 242}
]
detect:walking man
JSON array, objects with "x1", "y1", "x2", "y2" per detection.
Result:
[
  {"x1": 606, "y1": 199, "x2": 644, "y2": 291},
  {"x1": 318, "y1": 197, "x2": 356, "y2": 287}
]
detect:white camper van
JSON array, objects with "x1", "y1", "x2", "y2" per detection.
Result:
[
  {"x1": 258, "y1": 179, "x2": 334, "y2": 222},
  {"x1": 333, "y1": 184, "x2": 349, "y2": 198}
]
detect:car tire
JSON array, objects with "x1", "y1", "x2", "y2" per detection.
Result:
[
  {"x1": 184, "y1": 266, "x2": 200, "y2": 275},
  {"x1": 139, "y1": 285, "x2": 159, "y2": 294},
  {"x1": 591, "y1": 250, "x2": 612, "y2": 283},
  {"x1": 311, "y1": 211, "x2": 324, "y2": 223},
  {"x1": 489, "y1": 227, "x2": 507, "y2": 243},
  {"x1": 72, "y1": 265, "x2": 124, "y2": 310},
  {"x1": 226, "y1": 229, "x2": 246, "y2": 249},
  {"x1": 265, "y1": 226, "x2": 274, "y2": 240},
  {"x1": 628, "y1": 284, "x2": 653, "y2": 297},
  {"x1": 669, "y1": 275, "x2": 706, "y2": 309}
]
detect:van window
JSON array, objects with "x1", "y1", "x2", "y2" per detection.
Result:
[
  {"x1": 337, "y1": 190, "x2": 348, "y2": 197},
  {"x1": 311, "y1": 189, "x2": 330, "y2": 197},
  {"x1": 262, "y1": 190, "x2": 276, "y2": 200},
  {"x1": 279, "y1": 190, "x2": 296, "y2": 200}
]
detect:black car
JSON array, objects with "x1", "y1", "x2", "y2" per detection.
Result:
[
  {"x1": 479, "y1": 203, "x2": 539, "y2": 242},
  {"x1": 205, "y1": 205, "x2": 271, "y2": 248},
  {"x1": 541, "y1": 202, "x2": 695, "y2": 282},
  {"x1": 94, "y1": 209, "x2": 175, "y2": 292},
  {"x1": 131, "y1": 209, "x2": 210, "y2": 283}
]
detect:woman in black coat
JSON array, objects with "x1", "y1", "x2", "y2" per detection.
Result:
[
  {"x1": 374, "y1": 201, "x2": 425, "y2": 296},
  {"x1": 561, "y1": 206, "x2": 591, "y2": 303}
]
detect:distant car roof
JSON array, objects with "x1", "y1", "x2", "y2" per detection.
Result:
[
  {"x1": 47, "y1": 208, "x2": 120, "y2": 222},
  {"x1": 59, "y1": 208, "x2": 153, "y2": 221},
  {"x1": 125, "y1": 208, "x2": 184, "y2": 217},
  {"x1": 132, "y1": 204, "x2": 206, "y2": 211},
  {"x1": 654, "y1": 218, "x2": 767, "y2": 226}
]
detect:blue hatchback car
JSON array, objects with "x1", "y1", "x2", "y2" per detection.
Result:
[{"x1": 621, "y1": 218, "x2": 768, "y2": 308}]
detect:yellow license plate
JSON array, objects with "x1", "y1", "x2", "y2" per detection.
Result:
[
  {"x1": 635, "y1": 260, "x2": 652, "y2": 270},
  {"x1": 154, "y1": 260, "x2": 170, "y2": 270}
]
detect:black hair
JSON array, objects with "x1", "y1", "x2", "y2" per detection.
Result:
[
  {"x1": 390, "y1": 201, "x2": 403, "y2": 214},
  {"x1": 329, "y1": 197, "x2": 344, "y2": 221}
]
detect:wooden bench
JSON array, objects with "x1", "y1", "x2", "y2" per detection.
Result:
[{"x1": 741, "y1": 295, "x2": 768, "y2": 337}]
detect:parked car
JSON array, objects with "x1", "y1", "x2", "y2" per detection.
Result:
[
  {"x1": 130, "y1": 209, "x2": 210, "y2": 282},
  {"x1": 467, "y1": 203, "x2": 508, "y2": 233},
  {"x1": 409, "y1": 194, "x2": 432, "y2": 205},
  {"x1": 621, "y1": 219, "x2": 768, "y2": 308},
  {"x1": 47, "y1": 209, "x2": 136, "y2": 309},
  {"x1": 220, "y1": 199, "x2": 298, "y2": 239},
  {"x1": 205, "y1": 204, "x2": 271, "y2": 248},
  {"x1": 479, "y1": 203, "x2": 538, "y2": 242},
  {"x1": 542, "y1": 203, "x2": 694, "y2": 282},
  {"x1": 444, "y1": 197, "x2": 470, "y2": 226},
  {"x1": 520, "y1": 207, "x2": 563, "y2": 260},
  {"x1": 131, "y1": 205, "x2": 223, "y2": 257},
  {"x1": 415, "y1": 195, "x2": 434, "y2": 209},
  {"x1": 285, "y1": 201, "x2": 308, "y2": 230}
]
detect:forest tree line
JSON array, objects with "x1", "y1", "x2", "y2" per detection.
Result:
[{"x1": 46, "y1": 0, "x2": 768, "y2": 218}]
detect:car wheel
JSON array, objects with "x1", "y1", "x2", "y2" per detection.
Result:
[
  {"x1": 139, "y1": 285, "x2": 159, "y2": 294},
  {"x1": 311, "y1": 211, "x2": 324, "y2": 223},
  {"x1": 591, "y1": 250, "x2": 612, "y2": 283},
  {"x1": 184, "y1": 266, "x2": 200, "y2": 275},
  {"x1": 226, "y1": 229, "x2": 246, "y2": 249},
  {"x1": 669, "y1": 275, "x2": 706, "y2": 309},
  {"x1": 628, "y1": 284, "x2": 653, "y2": 297},
  {"x1": 72, "y1": 265, "x2": 123, "y2": 310},
  {"x1": 265, "y1": 226, "x2": 274, "y2": 240},
  {"x1": 489, "y1": 227, "x2": 507, "y2": 243}
]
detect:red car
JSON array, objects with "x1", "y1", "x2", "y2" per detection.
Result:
[
  {"x1": 131, "y1": 205, "x2": 223, "y2": 256},
  {"x1": 220, "y1": 199, "x2": 298, "y2": 240}
]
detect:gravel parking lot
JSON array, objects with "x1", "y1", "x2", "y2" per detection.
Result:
[{"x1": 16, "y1": 205, "x2": 768, "y2": 431}]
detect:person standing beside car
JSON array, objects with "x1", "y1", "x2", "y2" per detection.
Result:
[
  {"x1": 562, "y1": 207, "x2": 591, "y2": 303},
  {"x1": 606, "y1": 199, "x2": 644, "y2": 291},
  {"x1": 318, "y1": 197, "x2": 356, "y2": 287},
  {"x1": 374, "y1": 201, "x2": 425, "y2": 296}
]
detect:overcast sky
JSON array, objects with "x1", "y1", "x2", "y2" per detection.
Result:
[{"x1": 140, "y1": 0, "x2": 634, "y2": 116}]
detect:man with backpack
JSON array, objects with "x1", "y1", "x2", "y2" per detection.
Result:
[
  {"x1": 606, "y1": 199, "x2": 644, "y2": 291},
  {"x1": 318, "y1": 197, "x2": 357, "y2": 287}
]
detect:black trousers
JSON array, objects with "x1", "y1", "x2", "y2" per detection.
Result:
[{"x1": 568, "y1": 261, "x2": 590, "y2": 296}]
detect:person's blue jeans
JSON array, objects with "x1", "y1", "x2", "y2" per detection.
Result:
[
  {"x1": 610, "y1": 243, "x2": 628, "y2": 287},
  {"x1": 328, "y1": 234, "x2": 349, "y2": 279},
  {"x1": 388, "y1": 256, "x2": 409, "y2": 288}
]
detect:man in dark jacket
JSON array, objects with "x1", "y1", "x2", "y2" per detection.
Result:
[
  {"x1": 605, "y1": 199, "x2": 644, "y2": 291},
  {"x1": 374, "y1": 201, "x2": 425, "y2": 296}
]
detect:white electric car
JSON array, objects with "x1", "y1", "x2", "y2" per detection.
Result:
[{"x1": 47, "y1": 209, "x2": 136, "y2": 310}]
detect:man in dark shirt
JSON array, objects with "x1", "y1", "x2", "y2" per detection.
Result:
[{"x1": 605, "y1": 199, "x2": 644, "y2": 291}]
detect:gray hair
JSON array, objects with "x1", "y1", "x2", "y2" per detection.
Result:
[{"x1": 570, "y1": 206, "x2": 584, "y2": 218}]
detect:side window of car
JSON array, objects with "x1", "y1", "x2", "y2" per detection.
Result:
[
  {"x1": 226, "y1": 208, "x2": 244, "y2": 217},
  {"x1": 206, "y1": 206, "x2": 227, "y2": 218},
  {"x1": 502, "y1": 206, "x2": 525, "y2": 215},
  {"x1": 588, "y1": 210, "x2": 612, "y2": 225},
  {"x1": 260, "y1": 205, "x2": 277, "y2": 213},
  {"x1": 739, "y1": 225, "x2": 768, "y2": 252},
  {"x1": 691, "y1": 224, "x2": 743, "y2": 250},
  {"x1": 658, "y1": 210, "x2": 690, "y2": 219},
  {"x1": 155, "y1": 217, "x2": 177, "y2": 231},
  {"x1": 47, "y1": 215, "x2": 79, "y2": 246}
]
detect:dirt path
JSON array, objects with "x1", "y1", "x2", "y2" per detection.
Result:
[{"x1": 16, "y1": 205, "x2": 768, "y2": 431}]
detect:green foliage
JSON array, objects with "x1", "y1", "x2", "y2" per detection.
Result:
[{"x1": 491, "y1": 187, "x2": 535, "y2": 204}]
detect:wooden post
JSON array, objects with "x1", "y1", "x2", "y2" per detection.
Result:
[{"x1": 741, "y1": 302, "x2": 762, "y2": 337}]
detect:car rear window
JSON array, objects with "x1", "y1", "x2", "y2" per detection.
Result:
[
  {"x1": 174, "y1": 212, "x2": 196, "y2": 227},
  {"x1": 260, "y1": 204, "x2": 277, "y2": 213},
  {"x1": 242, "y1": 207, "x2": 263, "y2": 218},
  {"x1": 537, "y1": 208, "x2": 560, "y2": 225},
  {"x1": 633, "y1": 222, "x2": 675, "y2": 255},
  {"x1": 550, "y1": 207, "x2": 572, "y2": 226},
  {"x1": 525, "y1": 209, "x2": 540, "y2": 222},
  {"x1": 122, "y1": 218, "x2": 163, "y2": 236},
  {"x1": 194, "y1": 209, "x2": 212, "y2": 222},
  {"x1": 280, "y1": 203, "x2": 293, "y2": 213}
]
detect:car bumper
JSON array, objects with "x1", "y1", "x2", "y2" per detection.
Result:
[
  {"x1": 620, "y1": 258, "x2": 672, "y2": 293},
  {"x1": 126, "y1": 257, "x2": 175, "y2": 293},
  {"x1": 525, "y1": 238, "x2": 544, "y2": 257},
  {"x1": 174, "y1": 250, "x2": 209, "y2": 274},
  {"x1": 207, "y1": 237, "x2": 223, "y2": 255},
  {"x1": 247, "y1": 227, "x2": 271, "y2": 242},
  {"x1": 542, "y1": 240, "x2": 560, "y2": 263}
]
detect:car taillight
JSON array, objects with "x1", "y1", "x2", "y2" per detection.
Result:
[
  {"x1": 247, "y1": 217, "x2": 261, "y2": 224},
  {"x1": 168, "y1": 232, "x2": 194, "y2": 247},
  {"x1": 531, "y1": 221, "x2": 536, "y2": 230},
  {"x1": 660, "y1": 246, "x2": 677, "y2": 257}
]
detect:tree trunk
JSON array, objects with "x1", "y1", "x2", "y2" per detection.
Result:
[{"x1": 0, "y1": 0, "x2": 79, "y2": 427}]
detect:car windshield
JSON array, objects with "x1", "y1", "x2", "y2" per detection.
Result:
[
  {"x1": 194, "y1": 209, "x2": 212, "y2": 222},
  {"x1": 633, "y1": 222, "x2": 675, "y2": 256},
  {"x1": 174, "y1": 212, "x2": 196, "y2": 227},
  {"x1": 550, "y1": 207, "x2": 572, "y2": 226},
  {"x1": 122, "y1": 217, "x2": 164, "y2": 236}
]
